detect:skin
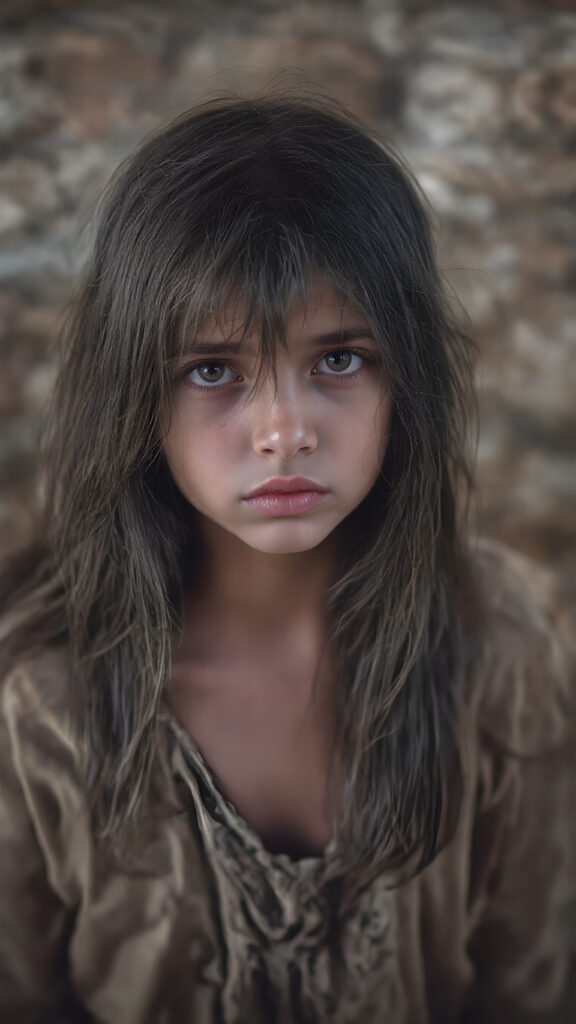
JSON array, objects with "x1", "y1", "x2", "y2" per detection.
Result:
[
  {"x1": 163, "y1": 277, "x2": 392, "y2": 619},
  {"x1": 163, "y1": 278, "x2": 393, "y2": 855}
]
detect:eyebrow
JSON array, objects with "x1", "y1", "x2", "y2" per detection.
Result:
[{"x1": 175, "y1": 325, "x2": 375, "y2": 360}]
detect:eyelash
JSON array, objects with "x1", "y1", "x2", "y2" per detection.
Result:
[{"x1": 182, "y1": 347, "x2": 375, "y2": 393}]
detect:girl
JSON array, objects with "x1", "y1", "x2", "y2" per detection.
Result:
[{"x1": 0, "y1": 93, "x2": 572, "y2": 1024}]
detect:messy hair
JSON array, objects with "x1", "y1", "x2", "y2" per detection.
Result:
[{"x1": 0, "y1": 93, "x2": 480, "y2": 889}]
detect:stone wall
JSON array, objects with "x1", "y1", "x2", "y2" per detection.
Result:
[{"x1": 1, "y1": 0, "x2": 574, "y2": 630}]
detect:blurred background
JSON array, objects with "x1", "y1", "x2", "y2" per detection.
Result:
[{"x1": 0, "y1": 0, "x2": 574, "y2": 635}]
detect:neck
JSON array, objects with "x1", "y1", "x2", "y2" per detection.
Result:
[{"x1": 186, "y1": 516, "x2": 340, "y2": 638}]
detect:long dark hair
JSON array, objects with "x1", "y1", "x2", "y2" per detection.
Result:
[{"x1": 0, "y1": 92, "x2": 480, "y2": 888}]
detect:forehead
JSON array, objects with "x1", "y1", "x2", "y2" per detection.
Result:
[{"x1": 179, "y1": 276, "x2": 370, "y2": 356}]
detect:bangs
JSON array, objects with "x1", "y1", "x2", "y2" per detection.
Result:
[{"x1": 169, "y1": 217, "x2": 362, "y2": 392}]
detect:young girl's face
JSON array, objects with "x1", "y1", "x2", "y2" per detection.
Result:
[{"x1": 163, "y1": 278, "x2": 391, "y2": 556}]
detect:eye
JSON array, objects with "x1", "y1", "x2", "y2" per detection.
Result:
[
  {"x1": 315, "y1": 349, "x2": 364, "y2": 376},
  {"x1": 186, "y1": 361, "x2": 239, "y2": 389}
]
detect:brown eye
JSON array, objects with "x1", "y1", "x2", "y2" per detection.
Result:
[
  {"x1": 325, "y1": 351, "x2": 353, "y2": 372},
  {"x1": 186, "y1": 361, "x2": 238, "y2": 389},
  {"x1": 317, "y1": 350, "x2": 365, "y2": 376},
  {"x1": 197, "y1": 363, "x2": 226, "y2": 382}
]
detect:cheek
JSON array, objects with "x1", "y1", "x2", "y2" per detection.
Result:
[
  {"x1": 162, "y1": 406, "x2": 201, "y2": 488},
  {"x1": 344, "y1": 394, "x2": 391, "y2": 469},
  {"x1": 377, "y1": 397, "x2": 393, "y2": 462},
  {"x1": 164, "y1": 407, "x2": 237, "y2": 495}
]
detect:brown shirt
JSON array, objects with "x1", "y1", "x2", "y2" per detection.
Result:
[{"x1": 0, "y1": 540, "x2": 574, "y2": 1023}]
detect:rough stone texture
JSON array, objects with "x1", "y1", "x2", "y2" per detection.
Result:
[{"x1": 0, "y1": 0, "x2": 574, "y2": 635}]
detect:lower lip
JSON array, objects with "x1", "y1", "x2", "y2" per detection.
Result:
[{"x1": 244, "y1": 490, "x2": 327, "y2": 515}]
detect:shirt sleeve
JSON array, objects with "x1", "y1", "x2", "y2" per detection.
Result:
[
  {"x1": 463, "y1": 544, "x2": 575, "y2": 1024},
  {"x1": 0, "y1": 661, "x2": 92, "y2": 1022}
]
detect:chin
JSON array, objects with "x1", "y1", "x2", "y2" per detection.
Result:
[{"x1": 240, "y1": 525, "x2": 335, "y2": 555}]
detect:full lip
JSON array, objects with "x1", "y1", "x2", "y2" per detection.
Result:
[{"x1": 244, "y1": 475, "x2": 327, "y2": 499}]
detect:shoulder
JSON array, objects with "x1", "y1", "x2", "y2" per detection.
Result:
[
  {"x1": 456, "y1": 544, "x2": 575, "y2": 1021},
  {"x1": 0, "y1": 646, "x2": 91, "y2": 904},
  {"x1": 2, "y1": 645, "x2": 80, "y2": 757},
  {"x1": 0, "y1": 646, "x2": 85, "y2": 843},
  {"x1": 467, "y1": 537, "x2": 572, "y2": 755}
]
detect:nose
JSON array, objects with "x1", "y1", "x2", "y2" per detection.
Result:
[{"x1": 250, "y1": 376, "x2": 318, "y2": 461}]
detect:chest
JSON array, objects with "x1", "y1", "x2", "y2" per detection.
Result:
[{"x1": 169, "y1": 656, "x2": 336, "y2": 859}]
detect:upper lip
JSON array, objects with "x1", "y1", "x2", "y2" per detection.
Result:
[{"x1": 244, "y1": 476, "x2": 327, "y2": 499}]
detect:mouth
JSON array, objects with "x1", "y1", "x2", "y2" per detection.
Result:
[
  {"x1": 243, "y1": 476, "x2": 328, "y2": 516},
  {"x1": 244, "y1": 475, "x2": 327, "y2": 499}
]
